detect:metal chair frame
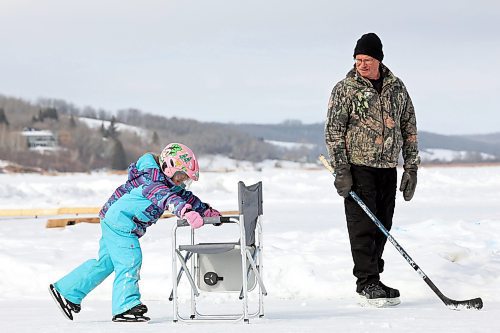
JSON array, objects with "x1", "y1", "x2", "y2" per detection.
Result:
[{"x1": 170, "y1": 182, "x2": 267, "y2": 323}]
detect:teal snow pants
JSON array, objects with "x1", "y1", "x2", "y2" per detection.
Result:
[{"x1": 53, "y1": 219, "x2": 142, "y2": 316}]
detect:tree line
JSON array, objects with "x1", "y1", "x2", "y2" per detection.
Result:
[{"x1": 0, "y1": 95, "x2": 306, "y2": 172}]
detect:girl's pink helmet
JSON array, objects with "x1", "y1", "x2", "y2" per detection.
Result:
[{"x1": 159, "y1": 143, "x2": 199, "y2": 181}]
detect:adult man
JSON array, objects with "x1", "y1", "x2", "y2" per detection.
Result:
[{"x1": 324, "y1": 32, "x2": 420, "y2": 306}]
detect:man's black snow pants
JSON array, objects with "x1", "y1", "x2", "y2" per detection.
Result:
[{"x1": 344, "y1": 165, "x2": 397, "y2": 293}]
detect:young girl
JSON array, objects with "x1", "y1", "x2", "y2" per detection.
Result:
[{"x1": 49, "y1": 143, "x2": 221, "y2": 322}]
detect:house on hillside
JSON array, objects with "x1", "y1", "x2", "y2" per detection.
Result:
[{"x1": 21, "y1": 127, "x2": 58, "y2": 152}]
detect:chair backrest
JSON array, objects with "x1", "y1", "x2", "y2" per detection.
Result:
[{"x1": 238, "y1": 181, "x2": 263, "y2": 246}]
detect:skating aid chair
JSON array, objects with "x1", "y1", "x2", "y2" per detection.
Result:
[{"x1": 170, "y1": 181, "x2": 267, "y2": 323}]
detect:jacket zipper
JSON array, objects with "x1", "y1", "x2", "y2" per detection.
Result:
[{"x1": 378, "y1": 84, "x2": 387, "y2": 164}]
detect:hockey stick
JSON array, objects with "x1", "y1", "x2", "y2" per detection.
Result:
[{"x1": 319, "y1": 155, "x2": 483, "y2": 310}]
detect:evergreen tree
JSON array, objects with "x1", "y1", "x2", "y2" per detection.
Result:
[
  {"x1": 43, "y1": 107, "x2": 59, "y2": 121},
  {"x1": 107, "y1": 116, "x2": 119, "y2": 139},
  {"x1": 69, "y1": 114, "x2": 77, "y2": 128},
  {"x1": 38, "y1": 109, "x2": 44, "y2": 122},
  {"x1": 0, "y1": 108, "x2": 9, "y2": 126},
  {"x1": 111, "y1": 139, "x2": 127, "y2": 170},
  {"x1": 152, "y1": 131, "x2": 159, "y2": 145},
  {"x1": 100, "y1": 122, "x2": 106, "y2": 137}
]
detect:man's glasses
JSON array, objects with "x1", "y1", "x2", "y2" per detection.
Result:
[{"x1": 355, "y1": 58, "x2": 375, "y2": 65}]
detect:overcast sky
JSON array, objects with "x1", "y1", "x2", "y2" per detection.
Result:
[{"x1": 1, "y1": 0, "x2": 499, "y2": 134}]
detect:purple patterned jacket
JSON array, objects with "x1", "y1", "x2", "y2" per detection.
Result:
[{"x1": 99, "y1": 153, "x2": 209, "y2": 237}]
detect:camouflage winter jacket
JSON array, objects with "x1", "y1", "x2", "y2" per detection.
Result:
[{"x1": 325, "y1": 64, "x2": 420, "y2": 169}]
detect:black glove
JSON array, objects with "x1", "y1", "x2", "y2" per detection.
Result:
[
  {"x1": 334, "y1": 164, "x2": 353, "y2": 198},
  {"x1": 399, "y1": 165, "x2": 417, "y2": 201}
]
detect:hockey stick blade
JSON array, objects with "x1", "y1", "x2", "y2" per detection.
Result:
[
  {"x1": 318, "y1": 155, "x2": 484, "y2": 310},
  {"x1": 444, "y1": 297, "x2": 483, "y2": 310}
]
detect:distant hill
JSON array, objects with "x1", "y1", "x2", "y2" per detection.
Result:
[
  {"x1": 231, "y1": 121, "x2": 325, "y2": 161},
  {"x1": 419, "y1": 131, "x2": 500, "y2": 158},
  {"x1": 234, "y1": 121, "x2": 500, "y2": 163},
  {"x1": 463, "y1": 132, "x2": 500, "y2": 145}
]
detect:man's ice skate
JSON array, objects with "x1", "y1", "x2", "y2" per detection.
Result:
[
  {"x1": 379, "y1": 281, "x2": 401, "y2": 306},
  {"x1": 358, "y1": 282, "x2": 400, "y2": 307},
  {"x1": 49, "y1": 284, "x2": 81, "y2": 320},
  {"x1": 112, "y1": 304, "x2": 150, "y2": 322}
]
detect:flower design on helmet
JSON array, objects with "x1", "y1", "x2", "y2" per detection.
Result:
[{"x1": 159, "y1": 143, "x2": 199, "y2": 181}]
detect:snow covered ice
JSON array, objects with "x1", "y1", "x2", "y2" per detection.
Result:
[{"x1": 0, "y1": 158, "x2": 499, "y2": 332}]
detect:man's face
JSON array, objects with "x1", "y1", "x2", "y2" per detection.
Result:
[{"x1": 355, "y1": 54, "x2": 380, "y2": 80}]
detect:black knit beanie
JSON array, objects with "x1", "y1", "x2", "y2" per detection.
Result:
[{"x1": 353, "y1": 33, "x2": 384, "y2": 62}]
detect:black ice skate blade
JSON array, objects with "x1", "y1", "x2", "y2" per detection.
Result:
[
  {"x1": 112, "y1": 315, "x2": 150, "y2": 323},
  {"x1": 49, "y1": 284, "x2": 73, "y2": 320}
]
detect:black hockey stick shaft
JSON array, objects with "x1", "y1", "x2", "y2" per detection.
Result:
[{"x1": 319, "y1": 155, "x2": 483, "y2": 310}]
